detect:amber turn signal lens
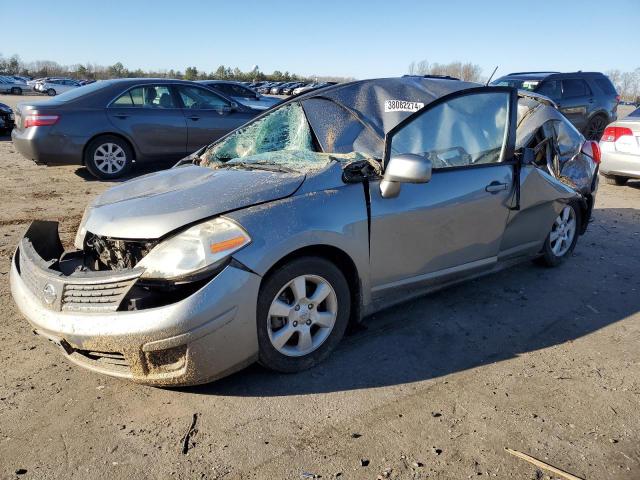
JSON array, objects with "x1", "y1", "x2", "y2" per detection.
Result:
[{"x1": 210, "y1": 236, "x2": 247, "y2": 253}]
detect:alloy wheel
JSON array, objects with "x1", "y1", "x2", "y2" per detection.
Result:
[
  {"x1": 94, "y1": 143, "x2": 127, "y2": 175},
  {"x1": 585, "y1": 117, "x2": 606, "y2": 140},
  {"x1": 267, "y1": 274, "x2": 338, "y2": 357},
  {"x1": 550, "y1": 206, "x2": 576, "y2": 257}
]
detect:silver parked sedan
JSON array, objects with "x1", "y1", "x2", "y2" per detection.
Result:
[
  {"x1": 599, "y1": 107, "x2": 640, "y2": 185},
  {"x1": 10, "y1": 77, "x2": 600, "y2": 386}
]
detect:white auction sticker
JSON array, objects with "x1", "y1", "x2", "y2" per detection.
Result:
[{"x1": 384, "y1": 100, "x2": 425, "y2": 113}]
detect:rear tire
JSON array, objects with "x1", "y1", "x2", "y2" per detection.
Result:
[
  {"x1": 584, "y1": 115, "x2": 607, "y2": 141},
  {"x1": 84, "y1": 135, "x2": 133, "y2": 180},
  {"x1": 46, "y1": 88, "x2": 56, "y2": 96},
  {"x1": 536, "y1": 202, "x2": 581, "y2": 267},
  {"x1": 604, "y1": 175, "x2": 628, "y2": 186},
  {"x1": 257, "y1": 257, "x2": 351, "y2": 373}
]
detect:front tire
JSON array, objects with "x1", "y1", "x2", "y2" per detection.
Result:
[
  {"x1": 84, "y1": 135, "x2": 133, "y2": 180},
  {"x1": 11, "y1": 87, "x2": 22, "y2": 95},
  {"x1": 257, "y1": 257, "x2": 351, "y2": 373},
  {"x1": 604, "y1": 175, "x2": 628, "y2": 186},
  {"x1": 46, "y1": 88, "x2": 56, "y2": 96},
  {"x1": 536, "y1": 203, "x2": 581, "y2": 267}
]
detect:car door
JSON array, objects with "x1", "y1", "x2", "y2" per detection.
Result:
[
  {"x1": 368, "y1": 87, "x2": 517, "y2": 294},
  {"x1": 107, "y1": 84, "x2": 188, "y2": 161},
  {"x1": 176, "y1": 84, "x2": 256, "y2": 152},
  {"x1": 557, "y1": 78, "x2": 591, "y2": 131}
]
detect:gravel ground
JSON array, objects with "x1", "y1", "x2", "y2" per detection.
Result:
[{"x1": 0, "y1": 95, "x2": 639, "y2": 480}]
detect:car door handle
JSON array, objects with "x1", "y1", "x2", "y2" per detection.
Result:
[
  {"x1": 485, "y1": 181, "x2": 509, "y2": 193},
  {"x1": 113, "y1": 114, "x2": 129, "y2": 119},
  {"x1": 187, "y1": 116, "x2": 200, "y2": 121}
]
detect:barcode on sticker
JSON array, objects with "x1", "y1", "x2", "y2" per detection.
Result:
[{"x1": 384, "y1": 100, "x2": 425, "y2": 113}]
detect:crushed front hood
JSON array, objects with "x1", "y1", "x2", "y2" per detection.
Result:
[{"x1": 84, "y1": 165, "x2": 305, "y2": 239}]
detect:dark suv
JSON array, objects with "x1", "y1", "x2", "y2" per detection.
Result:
[{"x1": 492, "y1": 71, "x2": 619, "y2": 140}]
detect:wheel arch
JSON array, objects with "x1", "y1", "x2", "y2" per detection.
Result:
[
  {"x1": 258, "y1": 244, "x2": 364, "y2": 327},
  {"x1": 586, "y1": 109, "x2": 610, "y2": 124},
  {"x1": 81, "y1": 132, "x2": 138, "y2": 166}
]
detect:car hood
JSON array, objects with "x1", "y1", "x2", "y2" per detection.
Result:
[{"x1": 83, "y1": 165, "x2": 305, "y2": 239}]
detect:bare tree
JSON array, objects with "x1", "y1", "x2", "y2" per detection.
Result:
[{"x1": 407, "y1": 59, "x2": 483, "y2": 82}]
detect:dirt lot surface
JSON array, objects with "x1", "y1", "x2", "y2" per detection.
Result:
[{"x1": 0, "y1": 94, "x2": 639, "y2": 479}]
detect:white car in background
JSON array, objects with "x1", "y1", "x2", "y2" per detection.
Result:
[
  {"x1": 600, "y1": 107, "x2": 640, "y2": 186},
  {"x1": 36, "y1": 78, "x2": 81, "y2": 96}
]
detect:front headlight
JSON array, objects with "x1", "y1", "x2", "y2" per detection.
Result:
[
  {"x1": 136, "y1": 217, "x2": 251, "y2": 280},
  {"x1": 74, "y1": 205, "x2": 91, "y2": 250}
]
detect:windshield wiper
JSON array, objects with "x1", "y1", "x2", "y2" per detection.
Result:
[{"x1": 225, "y1": 161, "x2": 297, "y2": 174}]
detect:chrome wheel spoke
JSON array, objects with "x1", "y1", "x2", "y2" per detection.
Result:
[
  {"x1": 297, "y1": 328, "x2": 313, "y2": 352},
  {"x1": 314, "y1": 311, "x2": 336, "y2": 328},
  {"x1": 270, "y1": 299, "x2": 291, "y2": 318},
  {"x1": 271, "y1": 325, "x2": 295, "y2": 350},
  {"x1": 309, "y1": 281, "x2": 331, "y2": 304},
  {"x1": 290, "y1": 276, "x2": 307, "y2": 302}
]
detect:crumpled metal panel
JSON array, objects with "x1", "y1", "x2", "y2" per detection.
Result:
[{"x1": 515, "y1": 97, "x2": 595, "y2": 195}]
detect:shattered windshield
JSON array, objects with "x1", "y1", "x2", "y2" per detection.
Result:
[
  {"x1": 199, "y1": 98, "x2": 383, "y2": 173},
  {"x1": 201, "y1": 102, "x2": 325, "y2": 172}
]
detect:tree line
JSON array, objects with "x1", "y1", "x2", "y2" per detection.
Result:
[
  {"x1": 0, "y1": 54, "x2": 352, "y2": 83},
  {"x1": 606, "y1": 69, "x2": 640, "y2": 102}
]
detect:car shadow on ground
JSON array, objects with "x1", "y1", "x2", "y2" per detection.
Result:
[{"x1": 185, "y1": 207, "x2": 640, "y2": 397}]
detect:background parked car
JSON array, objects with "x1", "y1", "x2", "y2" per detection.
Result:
[
  {"x1": 491, "y1": 71, "x2": 619, "y2": 140},
  {"x1": 36, "y1": 78, "x2": 82, "y2": 96},
  {"x1": 11, "y1": 79, "x2": 260, "y2": 179},
  {"x1": 599, "y1": 107, "x2": 640, "y2": 186},
  {"x1": 270, "y1": 82, "x2": 296, "y2": 95},
  {"x1": 257, "y1": 82, "x2": 278, "y2": 94},
  {"x1": 292, "y1": 81, "x2": 337, "y2": 95},
  {"x1": 0, "y1": 76, "x2": 33, "y2": 95},
  {"x1": 0, "y1": 102, "x2": 14, "y2": 133},
  {"x1": 281, "y1": 82, "x2": 306, "y2": 95},
  {"x1": 198, "y1": 80, "x2": 280, "y2": 110}
]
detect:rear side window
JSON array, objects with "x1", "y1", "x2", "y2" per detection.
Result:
[
  {"x1": 112, "y1": 86, "x2": 176, "y2": 108},
  {"x1": 562, "y1": 79, "x2": 590, "y2": 98},
  {"x1": 595, "y1": 78, "x2": 617, "y2": 95},
  {"x1": 535, "y1": 80, "x2": 561, "y2": 100}
]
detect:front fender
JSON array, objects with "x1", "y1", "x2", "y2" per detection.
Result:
[{"x1": 227, "y1": 183, "x2": 371, "y2": 302}]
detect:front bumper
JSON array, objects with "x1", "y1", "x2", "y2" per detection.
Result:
[{"x1": 10, "y1": 222, "x2": 261, "y2": 386}]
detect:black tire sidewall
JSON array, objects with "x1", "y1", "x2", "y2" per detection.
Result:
[
  {"x1": 257, "y1": 257, "x2": 351, "y2": 373},
  {"x1": 47, "y1": 89, "x2": 56, "y2": 96},
  {"x1": 539, "y1": 201, "x2": 581, "y2": 267},
  {"x1": 84, "y1": 135, "x2": 133, "y2": 180}
]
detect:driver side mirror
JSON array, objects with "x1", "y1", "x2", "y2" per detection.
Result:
[{"x1": 380, "y1": 153, "x2": 432, "y2": 198}]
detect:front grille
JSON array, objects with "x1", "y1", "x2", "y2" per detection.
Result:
[{"x1": 61, "y1": 280, "x2": 136, "y2": 312}]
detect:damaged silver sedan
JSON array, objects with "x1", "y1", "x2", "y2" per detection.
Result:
[{"x1": 10, "y1": 77, "x2": 600, "y2": 386}]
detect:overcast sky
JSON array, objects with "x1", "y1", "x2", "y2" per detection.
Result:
[{"x1": 4, "y1": 0, "x2": 639, "y2": 79}]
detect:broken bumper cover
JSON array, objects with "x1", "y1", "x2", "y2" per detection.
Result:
[{"x1": 10, "y1": 224, "x2": 261, "y2": 386}]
